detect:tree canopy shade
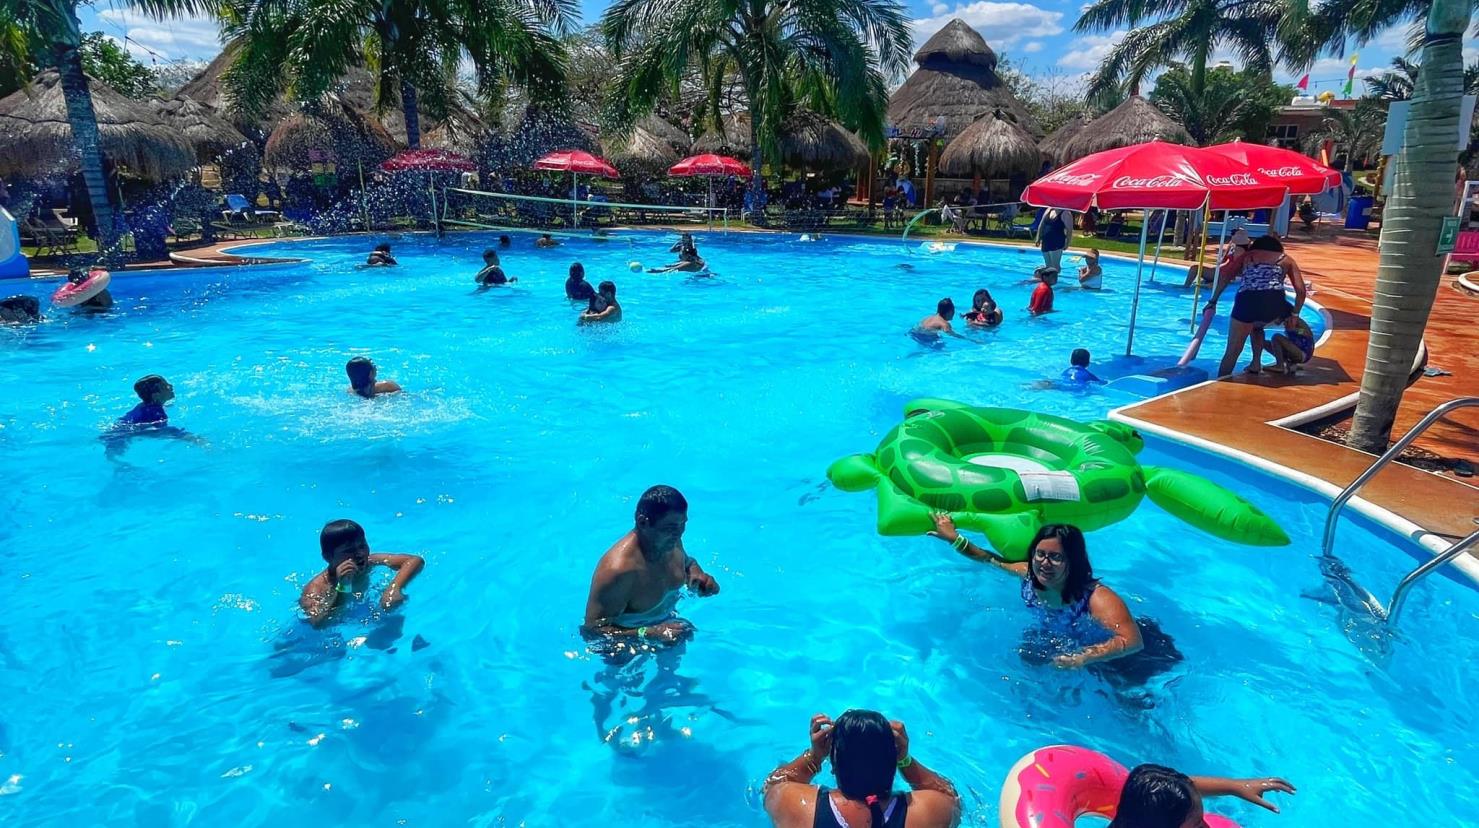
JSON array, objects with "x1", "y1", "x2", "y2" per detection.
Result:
[
  {"x1": 887, "y1": 18, "x2": 1039, "y2": 141},
  {"x1": 600, "y1": 0, "x2": 914, "y2": 191},
  {"x1": 219, "y1": 0, "x2": 575, "y2": 148}
]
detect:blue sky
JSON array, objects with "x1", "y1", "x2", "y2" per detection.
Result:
[{"x1": 78, "y1": 0, "x2": 1451, "y2": 96}]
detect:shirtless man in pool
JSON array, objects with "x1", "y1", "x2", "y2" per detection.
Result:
[{"x1": 583, "y1": 485, "x2": 720, "y2": 645}]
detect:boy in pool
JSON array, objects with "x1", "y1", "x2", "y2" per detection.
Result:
[
  {"x1": 580, "y1": 281, "x2": 622, "y2": 324},
  {"x1": 116, "y1": 374, "x2": 175, "y2": 427},
  {"x1": 474, "y1": 249, "x2": 517, "y2": 287},
  {"x1": 68, "y1": 268, "x2": 114, "y2": 310},
  {"x1": 365, "y1": 243, "x2": 397, "y2": 266},
  {"x1": 1061, "y1": 348, "x2": 1104, "y2": 385},
  {"x1": 1028, "y1": 267, "x2": 1057, "y2": 316},
  {"x1": 962, "y1": 288, "x2": 1001, "y2": 327},
  {"x1": 299, "y1": 519, "x2": 425, "y2": 627},
  {"x1": 536, "y1": 233, "x2": 560, "y2": 248},
  {"x1": 498, "y1": 235, "x2": 512, "y2": 248},
  {"x1": 0, "y1": 294, "x2": 41, "y2": 324},
  {"x1": 346, "y1": 356, "x2": 402, "y2": 398},
  {"x1": 913, "y1": 298, "x2": 963, "y2": 341},
  {"x1": 1267, "y1": 310, "x2": 1315, "y2": 374}
]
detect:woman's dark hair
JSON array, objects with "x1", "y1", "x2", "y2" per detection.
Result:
[
  {"x1": 971, "y1": 289, "x2": 992, "y2": 311},
  {"x1": 319, "y1": 518, "x2": 369, "y2": 563},
  {"x1": 1250, "y1": 235, "x2": 1284, "y2": 253},
  {"x1": 374, "y1": 243, "x2": 391, "y2": 253},
  {"x1": 1027, "y1": 524, "x2": 1094, "y2": 602},
  {"x1": 1108, "y1": 764, "x2": 1196, "y2": 828},
  {"x1": 570, "y1": 262, "x2": 585, "y2": 279},
  {"x1": 346, "y1": 356, "x2": 376, "y2": 397},
  {"x1": 830, "y1": 709, "x2": 897, "y2": 828}
]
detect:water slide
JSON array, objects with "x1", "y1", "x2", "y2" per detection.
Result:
[{"x1": 0, "y1": 207, "x2": 30, "y2": 279}]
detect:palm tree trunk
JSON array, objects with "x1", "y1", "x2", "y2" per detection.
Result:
[
  {"x1": 400, "y1": 79, "x2": 421, "y2": 149},
  {"x1": 748, "y1": 105, "x2": 763, "y2": 216},
  {"x1": 52, "y1": 40, "x2": 120, "y2": 262},
  {"x1": 1190, "y1": 37, "x2": 1210, "y2": 101},
  {"x1": 1347, "y1": 0, "x2": 1471, "y2": 454}
]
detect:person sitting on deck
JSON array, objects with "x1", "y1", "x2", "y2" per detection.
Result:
[
  {"x1": 535, "y1": 233, "x2": 561, "y2": 248},
  {"x1": 579, "y1": 281, "x2": 622, "y2": 324},
  {"x1": 346, "y1": 356, "x2": 402, "y2": 398},
  {"x1": 474, "y1": 249, "x2": 516, "y2": 287},
  {"x1": 565, "y1": 262, "x2": 597, "y2": 302},
  {"x1": 582, "y1": 485, "x2": 720, "y2": 646},
  {"x1": 298, "y1": 519, "x2": 425, "y2": 627},
  {"x1": 365, "y1": 243, "x2": 397, "y2": 266}
]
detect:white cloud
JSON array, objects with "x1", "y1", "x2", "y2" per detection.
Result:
[
  {"x1": 97, "y1": 9, "x2": 221, "y2": 61},
  {"x1": 911, "y1": 3, "x2": 1066, "y2": 52},
  {"x1": 931, "y1": 2, "x2": 950, "y2": 14},
  {"x1": 1056, "y1": 29, "x2": 1125, "y2": 71},
  {"x1": 1022, "y1": 41, "x2": 1044, "y2": 53}
]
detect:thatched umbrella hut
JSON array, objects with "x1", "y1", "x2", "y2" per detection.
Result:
[
  {"x1": 1039, "y1": 114, "x2": 1090, "y2": 165},
  {"x1": 887, "y1": 19, "x2": 1040, "y2": 140},
  {"x1": 777, "y1": 110, "x2": 869, "y2": 171},
  {"x1": 692, "y1": 112, "x2": 751, "y2": 158},
  {"x1": 0, "y1": 70, "x2": 194, "y2": 182},
  {"x1": 148, "y1": 95, "x2": 251, "y2": 162},
  {"x1": 263, "y1": 97, "x2": 398, "y2": 172},
  {"x1": 938, "y1": 110, "x2": 1040, "y2": 179},
  {"x1": 603, "y1": 114, "x2": 690, "y2": 174},
  {"x1": 1058, "y1": 96, "x2": 1191, "y2": 163}
]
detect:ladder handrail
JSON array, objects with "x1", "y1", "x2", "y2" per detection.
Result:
[
  {"x1": 1387, "y1": 530, "x2": 1479, "y2": 624},
  {"x1": 1319, "y1": 396, "x2": 1479, "y2": 558}
]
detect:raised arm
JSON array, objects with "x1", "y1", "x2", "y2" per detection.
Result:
[
  {"x1": 764, "y1": 714, "x2": 833, "y2": 827},
  {"x1": 1056, "y1": 585, "x2": 1143, "y2": 668},
  {"x1": 370, "y1": 553, "x2": 423, "y2": 609},
  {"x1": 1191, "y1": 776, "x2": 1297, "y2": 813},
  {"x1": 893, "y1": 721, "x2": 961, "y2": 826},
  {"x1": 929, "y1": 514, "x2": 1029, "y2": 576}
]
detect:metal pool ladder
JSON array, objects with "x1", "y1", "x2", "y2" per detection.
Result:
[{"x1": 1319, "y1": 397, "x2": 1479, "y2": 626}]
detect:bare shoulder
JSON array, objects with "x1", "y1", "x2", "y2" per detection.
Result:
[
  {"x1": 906, "y1": 790, "x2": 961, "y2": 827},
  {"x1": 596, "y1": 532, "x2": 644, "y2": 575},
  {"x1": 1089, "y1": 583, "x2": 1133, "y2": 616}
]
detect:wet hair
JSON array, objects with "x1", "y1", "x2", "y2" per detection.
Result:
[
  {"x1": 598, "y1": 280, "x2": 616, "y2": 299},
  {"x1": 1085, "y1": 248, "x2": 1100, "y2": 259},
  {"x1": 937, "y1": 297, "x2": 955, "y2": 317},
  {"x1": 498, "y1": 235, "x2": 511, "y2": 246},
  {"x1": 1026, "y1": 524, "x2": 1094, "y2": 602},
  {"x1": 541, "y1": 233, "x2": 552, "y2": 239},
  {"x1": 569, "y1": 262, "x2": 585, "y2": 279},
  {"x1": 133, "y1": 374, "x2": 168, "y2": 401},
  {"x1": 482, "y1": 248, "x2": 498, "y2": 263},
  {"x1": 1250, "y1": 235, "x2": 1284, "y2": 253},
  {"x1": 1071, "y1": 348, "x2": 1091, "y2": 367},
  {"x1": 1108, "y1": 764, "x2": 1196, "y2": 828},
  {"x1": 67, "y1": 267, "x2": 89, "y2": 283},
  {"x1": 374, "y1": 243, "x2": 391, "y2": 253},
  {"x1": 319, "y1": 519, "x2": 370, "y2": 563},
  {"x1": 635, "y1": 485, "x2": 687, "y2": 524},
  {"x1": 0, "y1": 294, "x2": 40, "y2": 322},
  {"x1": 972, "y1": 289, "x2": 993, "y2": 311},
  {"x1": 345, "y1": 356, "x2": 376, "y2": 397},
  {"x1": 829, "y1": 709, "x2": 897, "y2": 827}
]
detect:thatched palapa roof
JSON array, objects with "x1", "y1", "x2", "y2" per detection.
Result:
[
  {"x1": 0, "y1": 70, "x2": 195, "y2": 181},
  {"x1": 1058, "y1": 96, "x2": 1191, "y2": 162},
  {"x1": 777, "y1": 110, "x2": 869, "y2": 170},
  {"x1": 603, "y1": 114, "x2": 690, "y2": 172},
  {"x1": 692, "y1": 112, "x2": 751, "y2": 157},
  {"x1": 887, "y1": 19, "x2": 1040, "y2": 141},
  {"x1": 1038, "y1": 114, "x2": 1090, "y2": 165},
  {"x1": 148, "y1": 95, "x2": 252, "y2": 161},
  {"x1": 939, "y1": 110, "x2": 1041, "y2": 177},
  {"x1": 263, "y1": 97, "x2": 398, "y2": 171}
]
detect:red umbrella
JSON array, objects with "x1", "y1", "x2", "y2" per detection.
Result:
[
  {"x1": 1202, "y1": 141, "x2": 1342, "y2": 196},
  {"x1": 669, "y1": 154, "x2": 751, "y2": 178},
  {"x1": 379, "y1": 148, "x2": 476, "y2": 172},
  {"x1": 1023, "y1": 141, "x2": 1288, "y2": 212},
  {"x1": 533, "y1": 149, "x2": 620, "y2": 179}
]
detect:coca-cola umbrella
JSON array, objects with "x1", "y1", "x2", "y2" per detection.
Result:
[
  {"x1": 533, "y1": 149, "x2": 620, "y2": 228},
  {"x1": 669, "y1": 154, "x2": 751, "y2": 214},
  {"x1": 378, "y1": 149, "x2": 478, "y2": 235},
  {"x1": 1022, "y1": 141, "x2": 1289, "y2": 356},
  {"x1": 1202, "y1": 141, "x2": 1341, "y2": 196}
]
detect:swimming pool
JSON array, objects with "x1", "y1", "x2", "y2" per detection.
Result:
[{"x1": 3, "y1": 229, "x2": 1475, "y2": 827}]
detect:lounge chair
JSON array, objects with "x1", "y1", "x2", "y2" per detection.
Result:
[
  {"x1": 222, "y1": 194, "x2": 281, "y2": 224},
  {"x1": 989, "y1": 203, "x2": 1024, "y2": 237},
  {"x1": 23, "y1": 215, "x2": 76, "y2": 257}
]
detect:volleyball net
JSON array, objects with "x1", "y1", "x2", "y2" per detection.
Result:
[{"x1": 439, "y1": 188, "x2": 731, "y2": 238}]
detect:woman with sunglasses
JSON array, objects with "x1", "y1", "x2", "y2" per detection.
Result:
[{"x1": 930, "y1": 517, "x2": 1142, "y2": 669}]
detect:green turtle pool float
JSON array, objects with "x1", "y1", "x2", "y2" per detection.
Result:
[{"x1": 827, "y1": 399, "x2": 1289, "y2": 560}]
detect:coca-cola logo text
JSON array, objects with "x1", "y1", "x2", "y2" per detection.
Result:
[
  {"x1": 1043, "y1": 172, "x2": 1100, "y2": 186},
  {"x1": 1112, "y1": 175, "x2": 1186, "y2": 188},
  {"x1": 1257, "y1": 166, "x2": 1307, "y2": 178},
  {"x1": 1205, "y1": 173, "x2": 1259, "y2": 186}
]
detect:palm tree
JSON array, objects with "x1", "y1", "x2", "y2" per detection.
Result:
[
  {"x1": 1149, "y1": 63, "x2": 1291, "y2": 145},
  {"x1": 2, "y1": 0, "x2": 212, "y2": 260},
  {"x1": 220, "y1": 0, "x2": 574, "y2": 149},
  {"x1": 1075, "y1": 0, "x2": 1285, "y2": 98},
  {"x1": 1299, "y1": 97, "x2": 1387, "y2": 167},
  {"x1": 1366, "y1": 55, "x2": 1479, "y2": 101},
  {"x1": 599, "y1": 0, "x2": 913, "y2": 198},
  {"x1": 1344, "y1": 0, "x2": 1472, "y2": 454}
]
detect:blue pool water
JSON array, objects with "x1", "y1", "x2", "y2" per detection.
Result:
[{"x1": 2, "y1": 230, "x2": 1475, "y2": 827}]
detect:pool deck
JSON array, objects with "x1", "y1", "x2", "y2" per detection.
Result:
[
  {"x1": 1110, "y1": 231, "x2": 1478, "y2": 553},
  {"x1": 23, "y1": 226, "x2": 1478, "y2": 552}
]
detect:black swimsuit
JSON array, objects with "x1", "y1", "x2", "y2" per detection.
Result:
[{"x1": 812, "y1": 789, "x2": 908, "y2": 828}]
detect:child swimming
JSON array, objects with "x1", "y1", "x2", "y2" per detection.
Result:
[
  {"x1": 474, "y1": 249, "x2": 517, "y2": 287},
  {"x1": 1061, "y1": 348, "x2": 1104, "y2": 385},
  {"x1": 298, "y1": 519, "x2": 425, "y2": 627},
  {"x1": 365, "y1": 243, "x2": 397, "y2": 266},
  {"x1": 116, "y1": 374, "x2": 175, "y2": 427},
  {"x1": 580, "y1": 281, "x2": 622, "y2": 324},
  {"x1": 345, "y1": 356, "x2": 402, "y2": 398}
]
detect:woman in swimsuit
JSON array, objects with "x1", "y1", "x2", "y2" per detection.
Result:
[
  {"x1": 1208, "y1": 235, "x2": 1306, "y2": 377},
  {"x1": 929, "y1": 518, "x2": 1143, "y2": 669},
  {"x1": 763, "y1": 710, "x2": 960, "y2": 828},
  {"x1": 962, "y1": 289, "x2": 1001, "y2": 327}
]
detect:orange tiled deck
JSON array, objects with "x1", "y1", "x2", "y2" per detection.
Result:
[{"x1": 1112, "y1": 232, "x2": 1478, "y2": 546}]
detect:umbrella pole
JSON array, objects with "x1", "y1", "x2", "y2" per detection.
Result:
[
  {"x1": 430, "y1": 173, "x2": 441, "y2": 238},
  {"x1": 708, "y1": 177, "x2": 714, "y2": 230},
  {"x1": 1147, "y1": 210, "x2": 1168, "y2": 282},
  {"x1": 1191, "y1": 207, "x2": 1227, "y2": 333},
  {"x1": 1124, "y1": 217, "x2": 1151, "y2": 357},
  {"x1": 572, "y1": 171, "x2": 579, "y2": 229}
]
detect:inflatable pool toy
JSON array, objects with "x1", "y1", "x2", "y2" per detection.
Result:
[
  {"x1": 827, "y1": 399, "x2": 1289, "y2": 560},
  {"x1": 51, "y1": 269, "x2": 111, "y2": 307},
  {"x1": 918, "y1": 241, "x2": 956, "y2": 254},
  {"x1": 628, "y1": 260, "x2": 643, "y2": 272},
  {"x1": 999, "y1": 745, "x2": 1241, "y2": 828},
  {"x1": 0, "y1": 206, "x2": 30, "y2": 279}
]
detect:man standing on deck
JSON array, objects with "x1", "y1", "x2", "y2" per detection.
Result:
[{"x1": 583, "y1": 485, "x2": 720, "y2": 646}]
